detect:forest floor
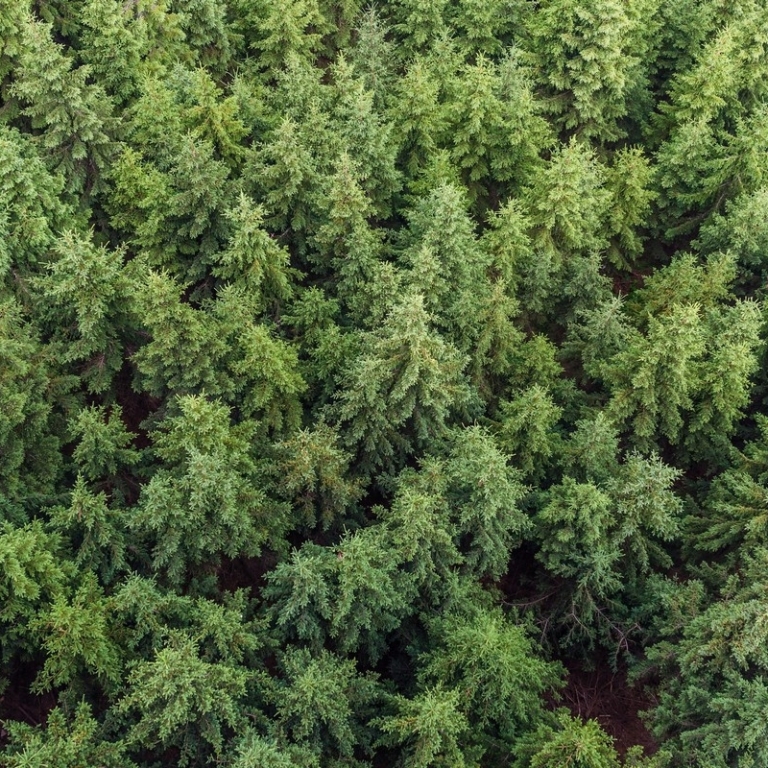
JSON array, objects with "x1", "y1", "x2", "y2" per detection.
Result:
[{"x1": 561, "y1": 658, "x2": 658, "y2": 757}]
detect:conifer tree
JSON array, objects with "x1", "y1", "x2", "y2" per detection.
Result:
[
  {"x1": 32, "y1": 572, "x2": 122, "y2": 693},
  {"x1": 513, "y1": 711, "x2": 623, "y2": 768},
  {"x1": 1, "y1": 703, "x2": 136, "y2": 768},
  {"x1": 41, "y1": 231, "x2": 133, "y2": 393},
  {"x1": 389, "y1": 57, "x2": 449, "y2": 180},
  {"x1": 335, "y1": 291, "x2": 469, "y2": 473},
  {"x1": 691, "y1": 415, "x2": 768, "y2": 553},
  {"x1": 642, "y1": 548, "x2": 768, "y2": 766},
  {"x1": 498, "y1": 385, "x2": 563, "y2": 481},
  {"x1": 0, "y1": 521, "x2": 68, "y2": 659},
  {"x1": 0, "y1": 125, "x2": 68, "y2": 276},
  {"x1": 443, "y1": 426, "x2": 529, "y2": 579},
  {"x1": 389, "y1": 0, "x2": 449, "y2": 52},
  {"x1": 523, "y1": 0, "x2": 648, "y2": 141},
  {"x1": 174, "y1": 0, "x2": 232, "y2": 70},
  {"x1": 11, "y1": 14, "x2": 115, "y2": 198},
  {"x1": 0, "y1": 0, "x2": 26, "y2": 85},
  {"x1": 401, "y1": 183, "x2": 490, "y2": 350},
  {"x1": 130, "y1": 269, "x2": 232, "y2": 398},
  {"x1": 311, "y1": 152, "x2": 386, "y2": 318},
  {"x1": 48, "y1": 476, "x2": 129, "y2": 584},
  {"x1": 130, "y1": 396, "x2": 280, "y2": 584},
  {"x1": 447, "y1": 0, "x2": 522, "y2": 57},
  {"x1": 274, "y1": 647, "x2": 380, "y2": 759},
  {"x1": 375, "y1": 686, "x2": 470, "y2": 768},
  {"x1": 117, "y1": 633, "x2": 249, "y2": 766},
  {"x1": 275, "y1": 423, "x2": 362, "y2": 530},
  {"x1": 213, "y1": 193, "x2": 295, "y2": 304},
  {"x1": 76, "y1": 0, "x2": 173, "y2": 103},
  {"x1": 447, "y1": 53, "x2": 548, "y2": 204},
  {"x1": 0, "y1": 300, "x2": 62, "y2": 503},
  {"x1": 247, "y1": 0, "x2": 329, "y2": 72},
  {"x1": 419, "y1": 606, "x2": 563, "y2": 747},
  {"x1": 605, "y1": 303, "x2": 705, "y2": 452},
  {"x1": 349, "y1": 7, "x2": 397, "y2": 108},
  {"x1": 330, "y1": 57, "x2": 401, "y2": 214},
  {"x1": 2, "y1": 1, "x2": 768, "y2": 763}
]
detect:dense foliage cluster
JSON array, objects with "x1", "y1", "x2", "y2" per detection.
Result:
[{"x1": 1, "y1": 0, "x2": 767, "y2": 765}]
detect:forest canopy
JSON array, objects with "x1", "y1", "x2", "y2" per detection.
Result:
[{"x1": 1, "y1": 0, "x2": 768, "y2": 766}]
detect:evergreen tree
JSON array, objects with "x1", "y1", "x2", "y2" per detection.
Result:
[
  {"x1": 374, "y1": 686, "x2": 470, "y2": 768},
  {"x1": 1, "y1": 703, "x2": 136, "y2": 768},
  {"x1": 75, "y1": 0, "x2": 178, "y2": 103},
  {"x1": 419, "y1": 606, "x2": 563, "y2": 747},
  {"x1": 401, "y1": 183, "x2": 490, "y2": 351},
  {"x1": 2, "y1": 1, "x2": 768, "y2": 764},
  {"x1": 0, "y1": 300, "x2": 62, "y2": 503},
  {"x1": 273, "y1": 647, "x2": 380, "y2": 760},
  {"x1": 523, "y1": 0, "x2": 650, "y2": 141},
  {"x1": 335, "y1": 291, "x2": 469, "y2": 474},
  {"x1": 0, "y1": 521, "x2": 68, "y2": 660},
  {"x1": 513, "y1": 711, "x2": 622, "y2": 768},
  {"x1": 0, "y1": 125, "x2": 68, "y2": 276},
  {"x1": 32, "y1": 572, "x2": 122, "y2": 693},
  {"x1": 129, "y1": 396, "x2": 281, "y2": 584},
  {"x1": 641, "y1": 549, "x2": 768, "y2": 766},
  {"x1": 447, "y1": 53, "x2": 548, "y2": 204},
  {"x1": 41, "y1": 231, "x2": 134, "y2": 393},
  {"x1": 275, "y1": 423, "x2": 362, "y2": 530},
  {"x1": 11, "y1": 14, "x2": 115, "y2": 198},
  {"x1": 247, "y1": 0, "x2": 329, "y2": 72},
  {"x1": 117, "y1": 633, "x2": 249, "y2": 766}
]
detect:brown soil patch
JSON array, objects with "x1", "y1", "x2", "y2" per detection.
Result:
[{"x1": 560, "y1": 657, "x2": 658, "y2": 758}]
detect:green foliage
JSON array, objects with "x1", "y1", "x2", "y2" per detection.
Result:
[
  {"x1": 523, "y1": 0, "x2": 649, "y2": 141},
  {"x1": 0, "y1": 125, "x2": 67, "y2": 274},
  {"x1": 226, "y1": 731, "x2": 315, "y2": 768},
  {"x1": 76, "y1": 0, "x2": 181, "y2": 103},
  {"x1": 130, "y1": 269, "x2": 231, "y2": 397},
  {"x1": 41, "y1": 231, "x2": 133, "y2": 392},
  {"x1": 697, "y1": 187, "x2": 768, "y2": 280},
  {"x1": 600, "y1": 254, "x2": 762, "y2": 458},
  {"x1": 374, "y1": 686, "x2": 470, "y2": 768},
  {"x1": 1, "y1": 702, "x2": 136, "y2": 768},
  {"x1": 266, "y1": 526, "x2": 416, "y2": 660},
  {"x1": 690, "y1": 415, "x2": 768, "y2": 552},
  {"x1": 513, "y1": 710, "x2": 621, "y2": 768},
  {"x1": 0, "y1": 300, "x2": 62, "y2": 502},
  {"x1": 335, "y1": 291, "x2": 469, "y2": 473},
  {"x1": 527, "y1": 138, "x2": 611, "y2": 256},
  {"x1": 130, "y1": 396, "x2": 279, "y2": 584},
  {"x1": 605, "y1": 147, "x2": 656, "y2": 267},
  {"x1": 69, "y1": 405, "x2": 139, "y2": 484},
  {"x1": 0, "y1": 521, "x2": 68, "y2": 655},
  {"x1": 2, "y1": 2, "x2": 768, "y2": 766},
  {"x1": 535, "y1": 450, "x2": 681, "y2": 646},
  {"x1": 11, "y1": 14, "x2": 115, "y2": 198},
  {"x1": 274, "y1": 423, "x2": 362, "y2": 530},
  {"x1": 419, "y1": 606, "x2": 563, "y2": 743},
  {"x1": 447, "y1": 53, "x2": 549, "y2": 203},
  {"x1": 47, "y1": 475, "x2": 129, "y2": 582},
  {"x1": 273, "y1": 648, "x2": 381, "y2": 759},
  {"x1": 389, "y1": 0, "x2": 449, "y2": 51},
  {"x1": 443, "y1": 426, "x2": 528, "y2": 578},
  {"x1": 213, "y1": 193, "x2": 295, "y2": 303},
  {"x1": 642, "y1": 549, "x2": 768, "y2": 766},
  {"x1": 33, "y1": 573, "x2": 122, "y2": 692},
  {"x1": 401, "y1": 183, "x2": 488, "y2": 344},
  {"x1": 498, "y1": 385, "x2": 563, "y2": 480},
  {"x1": 118, "y1": 633, "x2": 249, "y2": 765},
  {"x1": 247, "y1": 0, "x2": 329, "y2": 71}
]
